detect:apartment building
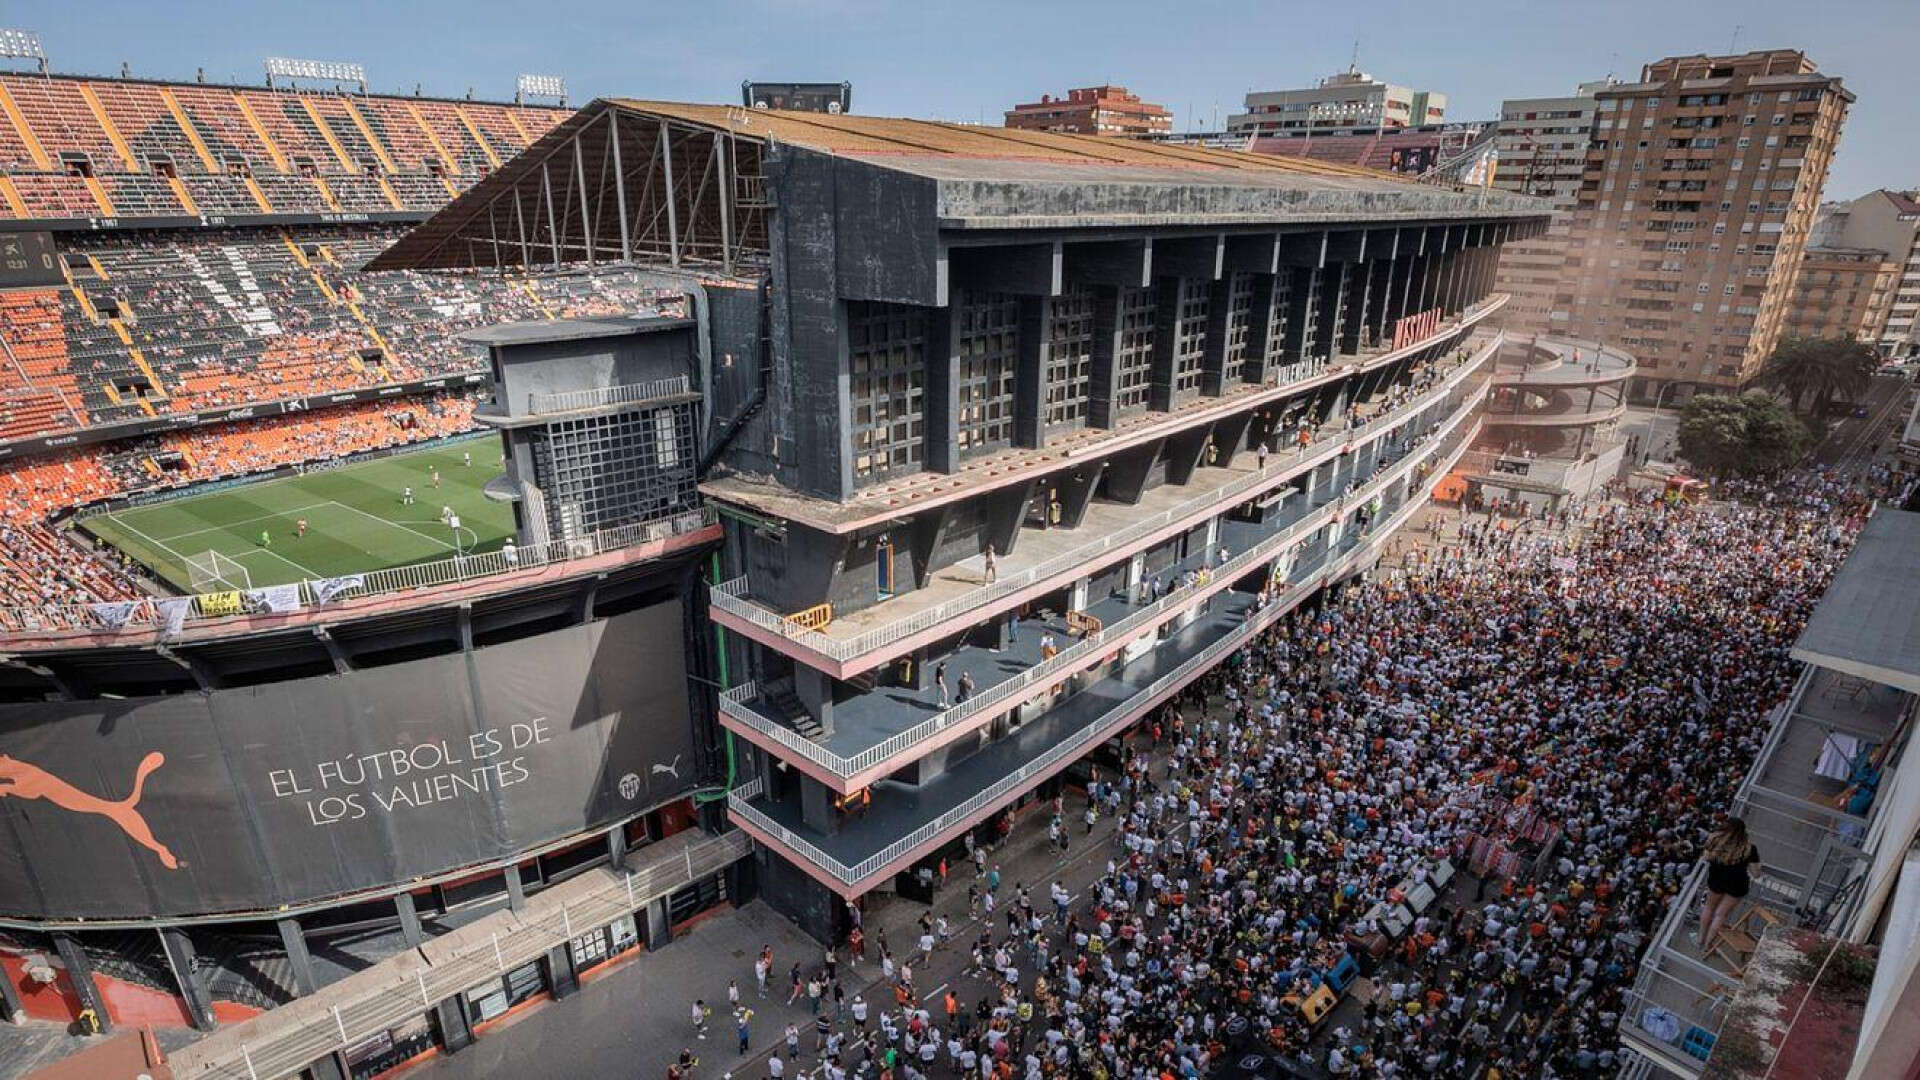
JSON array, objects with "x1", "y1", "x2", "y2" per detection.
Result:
[
  {"x1": 1489, "y1": 81, "x2": 1616, "y2": 334},
  {"x1": 1815, "y1": 190, "x2": 1920, "y2": 357},
  {"x1": 1004, "y1": 85, "x2": 1173, "y2": 136},
  {"x1": 1228, "y1": 67, "x2": 1445, "y2": 137},
  {"x1": 1560, "y1": 50, "x2": 1852, "y2": 402},
  {"x1": 1781, "y1": 246, "x2": 1898, "y2": 345}
]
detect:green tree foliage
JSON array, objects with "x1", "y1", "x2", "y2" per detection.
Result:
[
  {"x1": 1755, "y1": 336, "x2": 1880, "y2": 414},
  {"x1": 1676, "y1": 392, "x2": 1811, "y2": 476}
]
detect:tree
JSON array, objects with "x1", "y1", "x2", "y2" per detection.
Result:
[
  {"x1": 1754, "y1": 336, "x2": 1880, "y2": 415},
  {"x1": 1676, "y1": 392, "x2": 1811, "y2": 477}
]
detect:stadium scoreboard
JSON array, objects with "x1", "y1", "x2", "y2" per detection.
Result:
[
  {"x1": 0, "y1": 231, "x2": 61, "y2": 287},
  {"x1": 742, "y1": 81, "x2": 852, "y2": 114}
]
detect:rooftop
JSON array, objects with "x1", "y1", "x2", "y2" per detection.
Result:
[{"x1": 1792, "y1": 510, "x2": 1920, "y2": 694}]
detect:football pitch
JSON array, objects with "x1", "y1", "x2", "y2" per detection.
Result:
[{"x1": 81, "y1": 439, "x2": 515, "y2": 592}]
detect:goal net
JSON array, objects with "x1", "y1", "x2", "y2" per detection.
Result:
[{"x1": 187, "y1": 549, "x2": 252, "y2": 592}]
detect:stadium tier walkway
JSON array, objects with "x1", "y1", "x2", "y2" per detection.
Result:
[{"x1": 163, "y1": 829, "x2": 750, "y2": 1080}]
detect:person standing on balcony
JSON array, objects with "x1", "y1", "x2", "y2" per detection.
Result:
[
  {"x1": 935, "y1": 660, "x2": 949, "y2": 707},
  {"x1": 982, "y1": 543, "x2": 998, "y2": 584},
  {"x1": 1696, "y1": 817, "x2": 1760, "y2": 952},
  {"x1": 956, "y1": 670, "x2": 976, "y2": 704}
]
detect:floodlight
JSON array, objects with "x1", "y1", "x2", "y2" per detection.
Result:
[
  {"x1": 516, "y1": 73, "x2": 567, "y2": 101},
  {"x1": 0, "y1": 28, "x2": 44, "y2": 61},
  {"x1": 264, "y1": 56, "x2": 366, "y2": 85}
]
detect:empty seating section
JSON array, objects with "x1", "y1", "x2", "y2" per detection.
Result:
[
  {"x1": 460, "y1": 104, "x2": 528, "y2": 165},
  {"x1": 323, "y1": 173, "x2": 400, "y2": 212},
  {"x1": 251, "y1": 174, "x2": 331, "y2": 215},
  {"x1": 349, "y1": 99, "x2": 442, "y2": 173},
  {"x1": 0, "y1": 74, "x2": 131, "y2": 171},
  {"x1": 389, "y1": 174, "x2": 453, "y2": 211},
  {"x1": 88, "y1": 82, "x2": 208, "y2": 173},
  {"x1": 166, "y1": 86, "x2": 281, "y2": 173},
  {"x1": 103, "y1": 174, "x2": 189, "y2": 217},
  {"x1": 7, "y1": 173, "x2": 103, "y2": 218},
  {"x1": 181, "y1": 173, "x2": 266, "y2": 216},
  {"x1": 236, "y1": 90, "x2": 351, "y2": 174},
  {"x1": 412, "y1": 101, "x2": 496, "y2": 175},
  {"x1": 0, "y1": 74, "x2": 565, "y2": 224}
]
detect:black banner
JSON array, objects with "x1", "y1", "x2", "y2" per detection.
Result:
[
  {"x1": 0, "y1": 602, "x2": 696, "y2": 919},
  {"x1": 0, "y1": 372, "x2": 488, "y2": 462}
]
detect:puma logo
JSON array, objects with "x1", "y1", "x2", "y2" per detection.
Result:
[
  {"x1": 651, "y1": 755, "x2": 682, "y2": 780},
  {"x1": 0, "y1": 752, "x2": 179, "y2": 870}
]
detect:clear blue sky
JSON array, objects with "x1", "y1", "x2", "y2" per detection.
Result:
[{"x1": 10, "y1": 0, "x2": 1916, "y2": 198}]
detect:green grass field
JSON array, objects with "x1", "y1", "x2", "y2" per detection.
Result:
[{"x1": 81, "y1": 439, "x2": 516, "y2": 592}]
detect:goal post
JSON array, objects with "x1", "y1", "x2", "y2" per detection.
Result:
[{"x1": 187, "y1": 549, "x2": 252, "y2": 592}]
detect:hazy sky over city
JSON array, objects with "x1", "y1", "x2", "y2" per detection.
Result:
[{"x1": 12, "y1": 0, "x2": 1916, "y2": 198}]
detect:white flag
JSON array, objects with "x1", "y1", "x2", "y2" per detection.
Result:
[{"x1": 244, "y1": 583, "x2": 304, "y2": 614}]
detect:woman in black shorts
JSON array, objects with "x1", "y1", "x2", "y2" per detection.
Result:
[{"x1": 1698, "y1": 817, "x2": 1761, "y2": 951}]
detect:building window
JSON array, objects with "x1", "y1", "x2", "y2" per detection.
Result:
[
  {"x1": 848, "y1": 301, "x2": 928, "y2": 485},
  {"x1": 1114, "y1": 286, "x2": 1156, "y2": 415},
  {"x1": 1044, "y1": 288, "x2": 1094, "y2": 430},
  {"x1": 1172, "y1": 279, "x2": 1209, "y2": 401},
  {"x1": 954, "y1": 291, "x2": 1019, "y2": 458}
]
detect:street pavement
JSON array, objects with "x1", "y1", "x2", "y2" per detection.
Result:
[{"x1": 416, "y1": 791, "x2": 1125, "y2": 1080}]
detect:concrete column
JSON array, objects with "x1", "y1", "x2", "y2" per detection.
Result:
[
  {"x1": 1338, "y1": 260, "x2": 1372, "y2": 355},
  {"x1": 799, "y1": 778, "x2": 837, "y2": 834},
  {"x1": 505, "y1": 865, "x2": 527, "y2": 913},
  {"x1": 547, "y1": 945, "x2": 579, "y2": 1000},
  {"x1": 437, "y1": 996, "x2": 475, "y2": 1053},
  {"x1": 1200, "y1": 276, "x2": 1234, "y2": 395},
  {"x1": 794, "y1": 666, "x2": 835, "y2": 736},
  {"x1": 1242, "y1": 273, "x2": 1280, "y2": 385},
  {"x1": 52, "y1": 934, "x2": 109, "y2": 1034},
  {"x1": 278, "y1": 917, "x2": 318, "y2": 997},
  {"x1": 1369, "y1": 255, "x2": 1398, "y2": 346},
  {"x1": 157, "y1": 928, "x2": 215, "y2": 1031},
  {"x1": 1014, "y1": 297, "x2": 1049, "y2": 449},
  {"x1": 1316, "y1": 264, "x2": 1346, "y2": 362},
  {"x1": 0, "y1": 953, "x2": 23, "y2": 1022},
  {"x1": 1069, "y1": 577, "x2": 1089, "y2": 612},
  {"x1": 608, "y1": 823, "x2": 629, "y2": 870},
  {"x1": 1126, "y1": 553, "x2": 1145, "y2": 597},
  {"x1": 926, "y1": 304, "x2": 963, "y2": 474},
  {"x1": 305, "y1": 1053, "x2": 349, "y2": 1080},
  {"x1": 1149, "y1": 277, "x2": 1182, "y2": 412},
  {"x1": 395, "y1": 890, "x2": 425, "y2": 947},
  {"x1": 1088, "y1": 285, "x2": 1126, "y2": 429},
  {"x1": 1284, "y1": 267, "x2": 1316, "y2": 365},
  {"x1": 646, "y1": 896, "x2": 673, "y2": 947}
]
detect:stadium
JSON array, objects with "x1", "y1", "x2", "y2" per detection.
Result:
[{"x1": 0, "y1": 34, "x2": 1614, "y2": 1080}]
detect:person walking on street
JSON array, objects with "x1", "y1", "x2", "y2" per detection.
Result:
[
  {"x1": 691, "y1": 999, "x2": 710, "y2": 1040},
  {"x1": 735, "y1": 1007, "x2": 753, "y2": 1054}
]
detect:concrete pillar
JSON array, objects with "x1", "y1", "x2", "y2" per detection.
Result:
[
  {"x1": 608, "y1": 824, "x2": 629, "y2": 870},
  {"x1": 795, "y1": 666, "x2": 835, "y2": 736},
  {"x1": 646, "y1": 896, "x2": 673, "y2": 948},
  {"x1": 1338, "y1": 260, "x2": 1372, "y2": 355},
  {"x1": 1200, "y1": 275, "x2": 1234, "y2": 395},
  {"x1": 1149, "y1": 276, "x2": 1183, "y2": 412},
  {"x1": 436, "y1": 996, "x2": 475, "y2": 1053},
  {"x1": 505, "y1": 865, "x2": 527, "y2": 913},
  {"x1": 1126, "y1": 553, "x2": 1145, "y2": 598},
  {"x1": 158, "y1": 927, "x2": 216, "y2": 1031},
  {"x1": 547, "y1": 945, "x2": 579, "y2": 1000},
  {"x1": 1316, "y1": 264, "x2": 1347, "y2": 362},
  {"x1": 278, "y1": 917, "x2": 319, "y2": 997},
  {"x1": 1069, "y1": 577, "x2": 1089, "y2": 612},
  {"x1": 0, "y1": 953, "x2": 22, "y2": 1022},
  {"x1": 305, "y1": 1053, "x2": 349, "y2": 1080},
  {"x1": 52, "y1": 934, "x2": 109, "y2": 1034},
  {"x1": 395, "y1": 890, "x2": 426, "y2": 947},
  {"x1": 1088, "y1": 285, "x2": 1126, "y2": 429},
  {"x1": 1014, "y1": 296, "x2": 1049, "y2": 449},
  {"x1": 799, "y1": 776, "x2": 837, "y2": 833},
  {"x1": 926, "y1": 304, "x2": 963, "y2": 474}
]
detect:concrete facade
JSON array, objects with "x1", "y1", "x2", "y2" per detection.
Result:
[
  {"x1": 1228, "y1": 68, "x2": 1446, "y2": 136},
  {"x1": 1815, "y1": 190, "x2": 1920, "y2": 358},
  {"x1": 1782, "y1": 246, "x2": 1899, "y2": 346}
]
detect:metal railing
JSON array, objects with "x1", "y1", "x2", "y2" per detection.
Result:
[
  {"x1": 174, "y1": 830, "x2": 750, "y2": 1080},
  {"x1": 712, "y1": 329, "x2": 1503, "y2": 664},
  {"x1": 1, "y1": 506, "x2": 718, "y2": 640},
  {"x1": 718, "y1": 375, "x2": 1490, "y2": 777},
  {"x1": 727, "y1": 415, "x2": 1483, "y2": 887},
  {"x1": 527, "y1": 374, "x2": 692, "y2": 415}
]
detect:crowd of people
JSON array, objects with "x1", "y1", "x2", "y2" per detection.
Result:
[{"x1": 693, "y1": 465, "x2": 1892, "y2": 1080}]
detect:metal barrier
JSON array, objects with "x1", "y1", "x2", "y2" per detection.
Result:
[
  {"x1": 728, "y1": 416, "x2": 1481, "y2": 887},
  {"x1": 173, "y1": 830, "x2": 751, "y2": 1080},
  {"x1": 718, "y1": 376, "x2": 1491, "y2": 778},
  {"x1": 528, "y1": 375, "x2": 692, "y2": 415},
  {"x1": 711, "y1": 328, "x2": 1504, "y2": 663},
  {"x1": 2, "y1": 506, "x2": 718, "y2": 639}
]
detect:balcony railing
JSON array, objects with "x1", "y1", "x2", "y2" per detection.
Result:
[
  {"x1": 527, "y1": 375, "x2": 692, "y2": 414},
  {"x1": 720, "y1": 372, "x2": 1491, "y2": 778},
  {"x1": 712, "y1": 330, "x2": 1503, "y2": 665},
  {"x1": 2, "y1": 506, "x2": 719, "y2": 640},
  {"x1": 730, "y1": 417, "x2": 1481, "y2": 888}
]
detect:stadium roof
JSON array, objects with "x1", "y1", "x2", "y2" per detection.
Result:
[
  {"x1": 370, "y1": 98, "x2": 1546, "y2": 274},
  {"x1": 1792, "y1": 509, "x2": 1920, "y2": 694}
]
